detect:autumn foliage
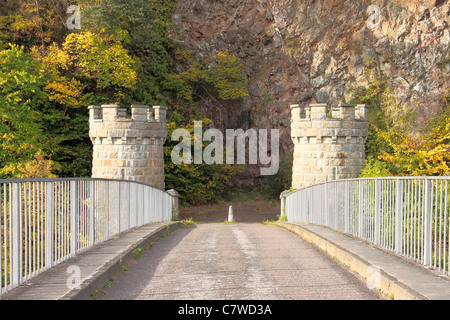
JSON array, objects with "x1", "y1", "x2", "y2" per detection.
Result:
[
  {"x1": 0, "y1": 0, "x2": 249, "y2": 205},
  {"x1": 375, "y1": 117, "x2": 450, "y2": 176},
  {"x1": 352, "y1": 68, "x2": 450, "y2": 178}
]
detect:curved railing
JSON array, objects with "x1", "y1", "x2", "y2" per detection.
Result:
[
  {"x1": 284, "y1": 177, "x2": 450, "y2": 275},
  {"x1": 0, "y1": 178, "x2": 173, "y2": 295}
]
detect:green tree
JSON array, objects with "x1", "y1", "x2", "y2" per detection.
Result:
[
  {"x1": 80, "y1": 0, "x2": 178, "y2": 106},
  {"x1": 0, "y1": 44, "x2": 56, "y2": 177},
  {"x1": 164, "y1": 119, "x2": 242, "y2": 205},
  {"x1": 165, "y1": 49, "x2": 249, "y2": 122}
]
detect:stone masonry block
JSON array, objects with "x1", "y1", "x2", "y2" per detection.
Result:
[
  {"x1": 101, "y1": 105, "x2": 120, "y2": 121},
  {"x1": 298, "y1": 120, "x2": 312, "y2": 128},
  {"x1": 339, "y1": 103, "x2": 356, "y2": 120},
  {"x1": 290, "y1": 104, "x2": 303, "y2": 122},
  {"x1": 315, "y1": 176, "x2": 328, "y2": 184},
  {"x1": 153, "y1": 106, "x2": 168, "y2": 123},
  {"x1": 310, "y1": 104, "x2": 327, "y2": 114},
  {"x1": 321, "y1": 119, "x2": 343, "y2": 128},
  {"x1": 89, "y1": 106, "x2": 102, "y2": 121},
  {"x1": 318, "y1": 128, "x2": 334, "y2": 137}
]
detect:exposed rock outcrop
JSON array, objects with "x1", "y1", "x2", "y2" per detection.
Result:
[{"x1": 173, "y1": 0, "x2": 449, "y2": 183}]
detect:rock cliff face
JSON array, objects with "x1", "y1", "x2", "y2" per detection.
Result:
[{"x1": 172, "y1": 0, "x2": 449, "y2": 182}]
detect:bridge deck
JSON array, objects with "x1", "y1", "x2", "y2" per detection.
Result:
[
  {"x1": 96, "y1": 223, "x2": 382, "y2": 300},
  {"x1": 1, "y1": 220, "x2": 450, "y2": 300}
]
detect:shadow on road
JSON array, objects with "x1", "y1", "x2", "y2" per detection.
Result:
[{"x1": 96, "y1": 224, "x2": 198, "y2": 300}]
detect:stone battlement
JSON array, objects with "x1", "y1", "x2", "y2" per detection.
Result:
[
  {"x1": 89, "y1": 104, "x2": 168, "y2": 123},
  {"x1": 290, "y1": 103, "x2": 369, "y2": 189},
  {"x1": 89, "y1": 105, "x2": 167, "y2": 141},
  {"x1": 89, "y1": 105, "x2": 167, "y2": 190}
]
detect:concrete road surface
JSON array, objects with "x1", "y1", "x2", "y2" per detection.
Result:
[{"x1": 97, "y1": 223, "x2": 382, "y2": 300}]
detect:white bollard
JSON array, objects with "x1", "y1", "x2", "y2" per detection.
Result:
[{"x1": 228, "y1": 206, "x2": 234, "y2": 222}]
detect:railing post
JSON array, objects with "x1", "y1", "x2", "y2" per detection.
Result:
[
  {"x1": 167, "y1": 189, "x2": 180, "y2": 221},
  {"x1": 45, "y1": 181, "x2": 54, "y2": 268},
  {"x1": 70, "y1": 181, "x2": 78, "y2": 256},
  {"x1": 325, "y1": 184, "x2": 329, "y2": 227},
  {"x1": 334, "y1": 181, "x2": 338, "y2": 229},
  {"x1": 358, "y1": 180, "x2": 363, "y2": 238},
  {"x1": 375, "y1": 179, "x2": 381, "y2": 246},
  {"x1": 127, "y1": 182, "x2": 131, "y2": 229},
  {"x1": 424, "y1": 179, "x2": 432, "y2": 266},
  {"x1": 11, "y1": 182, "x2": 22, "y2": 287},
  {"x1": 344, "y1": 180, "x2": 349, "y2": 234},
  {"x1": 313, "y1": 187, "x2": 317, "y2": 224},
  {"x1": 105, "y1": 180, "x2": 110, "y2": 239},
  {"x1": 280, "y1": 190, "x2": 291, "y2": 221},
  {"x1": 395, "y1": 179, "x2": 403, "y2": 254},
  {"x1": 301, "y1": 190, "x2": 304, "y2": 222},
  {"x1": 89, "y1": 180, "x2": 95, "y2": 246},
  {"x1": 135, "y1": 184, "x2": 139, "y2": 227},
  {"x1": 117, "y1": 181, "x2": 121, "y2": 233},
  {"x1": 142, "y1": 186, "x2": 147, "y2": 224},
  {"x1": 0, "y1": 184, "x2": 3, "y2": 292},
  {"x1": 140, "y1": 184, "x2": 144, "y2": 226}
]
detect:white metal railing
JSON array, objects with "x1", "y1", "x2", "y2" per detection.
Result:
[
  {"x1": 285, "y1": 177, "x2": 450, "y2": 275},
  {"x1": 0, "y1": 178, "x2": 173, "y2": 295}
]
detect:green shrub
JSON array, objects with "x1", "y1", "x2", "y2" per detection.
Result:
[
  {"x1": 259, "y1": 152, "x2": 293, "y2": 200},
  {"x1": 164, "y1": 119, "x2": 243, "y2": 205},
  {"x1": 360, "y1": 157, "x2": 392, "y2": 178}
]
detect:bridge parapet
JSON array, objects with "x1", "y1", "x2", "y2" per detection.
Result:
[
  {"x1": 89, "y1": 105, "x2": 167, "y2": 189},
  {"x1": 290, "y1": 103, "x2": 368, "y2": 189},
  {"x1": 282, "y1": 176, "x2": 450, "y2": 277},
  {"x1": 0, "y1": 178, "x2": 175, "y2": 296}
]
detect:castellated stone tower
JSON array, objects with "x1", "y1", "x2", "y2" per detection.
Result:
[
  {"x1": 290, "y1": 103, "x2": 369, "y2": 190},
  {"x1": 89, "y1": 104, "x2": 167, "y2": 190}
]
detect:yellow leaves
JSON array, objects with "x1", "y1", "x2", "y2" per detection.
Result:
[
  {"x1": 378, "y1": 153, "x2": 394, "y2": 162},
  {"x1": 431, "y1": 117, "x2": 450, "y2": 143},
  {"x1": 0, "y1": 150, "x2": 58, "y2": 179},
  {"x1": 16, "y1": 150, "x2": 58, "y2": 178},
  {"x1": 42, "y1": 43, "x2": 72, "y2": 73},
  {"x1": 375, "y1": 118, "x2": 450, "y2": 176},
  {"x1": 208, "y1": 50, "x2": 249, "y2": 100},
  {"x1": 43, "y1": 31, "x2": 139, "y2": 100},
  {"x1": 167, "y1": 50, "x2": 248, "y2": 109},
  {"x1": 45, "y1": 76, "x2": 82, "y2": 108}
]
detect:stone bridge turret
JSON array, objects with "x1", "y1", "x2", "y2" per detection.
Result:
[
  {"x1": 88, "y1": 104, "x2": 167, "y2": 190},
  {"x1": 290, "y1": 103, "x2": 369, "y2": 189}
]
